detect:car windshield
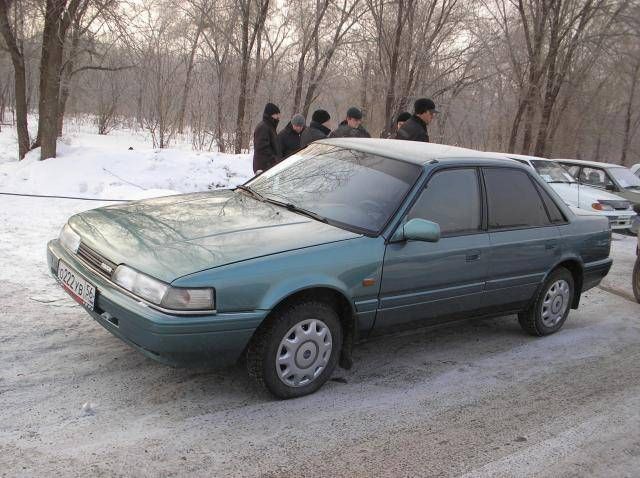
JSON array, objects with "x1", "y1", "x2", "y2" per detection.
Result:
[
  {"x1": 608, "y1": 167, "x2": 640, "y2": 190},
  {"x1": 531, "y1": 160, "x2": 576, "y2": 184},
  {"x1": 246, "y1": 143, "x2": 422, "y2": 234}
]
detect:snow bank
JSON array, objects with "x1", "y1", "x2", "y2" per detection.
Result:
[{"x1": 0, "y1": 127, "x2": 253, "y2": 201}]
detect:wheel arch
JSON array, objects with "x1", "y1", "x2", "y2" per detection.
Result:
[
  {"x1": 548, "y1": 258, "x2": 584, "y2": 309},
  {"x1": 256, "y1": 286, "x2": 358, "y2": 370}
]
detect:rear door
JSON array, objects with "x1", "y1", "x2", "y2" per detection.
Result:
[
  {"x1": 376, "y1": 167, "x2": 490, "y2": 329},
  {"x1": 482, "y1": 167, "x2": 564, "y2": 313}
]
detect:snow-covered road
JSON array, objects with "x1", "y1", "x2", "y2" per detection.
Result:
[{"x1": 1, "y1": 195, "x2": 639, "y2": 477}]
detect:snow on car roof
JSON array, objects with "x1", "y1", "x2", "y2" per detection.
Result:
[
  {"x1": 316, "y1": 138, "x2": 514, "y2": 166},
  {"x1": 553, "y1": 158, "x2": 626, "y2": 169}
]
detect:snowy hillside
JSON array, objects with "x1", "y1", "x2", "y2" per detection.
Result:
[{"x1": 0, "y1": 124, "x2": 253, "y2": 201}]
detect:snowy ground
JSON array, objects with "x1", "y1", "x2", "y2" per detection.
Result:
[
  {"x1": 0, "y1": 121, "x2": 253, "y2": 201},
  {"x1": 1, "y1": 127, "x2": 640, "y2": 476}
]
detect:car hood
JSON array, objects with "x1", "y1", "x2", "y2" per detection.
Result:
[{"x1": 68, "y1": 190, "x2": 361, "y2": 282}]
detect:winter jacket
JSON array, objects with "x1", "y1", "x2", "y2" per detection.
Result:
[
  {"x1": 252, "y1": 114, "x2": 281, "y2": 173},
  {"x1": 277, "y1": 122, "x2": 303, "y2": 159},
  {"x1": 329, "y1": 120, "x2": 371, "y2": 139},
  {"x1": 396, "y1": 115, "x2": 429, "y2": 142},
  {"x1": 300, "y1": 121, "x2": 331, "y2": 148}
]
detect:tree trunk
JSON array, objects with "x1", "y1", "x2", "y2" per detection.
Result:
[
  {"x1": 13, "y1": 62, "x2": 29, "y2": 159},
  {"x1": 621, "y1": 60, "x2": 639, "y2": 166},
  {"x1": 292, "y1": 53, "x2": 307, "y2": 114},
  {"x1": 383, "y1": 0, "x2": 406, "y2": 137},
  {"x1": 235, "y1": 2, "x2": 251, "y2": 154},
  {"x1": 0, "y1": 0, "x2": 30, "y2": 159},
  {"x1": 37, "y1": 0, "x2": 68, "y2": 159},
  {"x1": 177, "y1": 24, "x2": 202, "y2": 135}
]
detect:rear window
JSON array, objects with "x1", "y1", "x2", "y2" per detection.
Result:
[{"x1": 483, "y1": 168, "x2": 551, "y2": 229}]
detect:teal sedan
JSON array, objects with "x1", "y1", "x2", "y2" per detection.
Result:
[{"x1": 47, "y1": 139, "x2": 613, "y2": 398}]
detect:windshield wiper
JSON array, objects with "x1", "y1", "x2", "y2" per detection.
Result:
[
  {"x1": 236, "y1": 184, "x2": 265, "y2": 202},
  {"x1": 264, "y1": 197, "x2": 329, "y2": 224},
  {"x1": 546, "y1": 180, "x2": 575, "y2": 184}
]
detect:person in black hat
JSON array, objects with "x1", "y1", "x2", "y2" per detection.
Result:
[
  {"x1": 387, "y1": 111, "x2": 412, "y2": 139},
  {"x1": 396, "y1": 98, "x2": 438, "y2": 142},
  {"x1": 252, "y1": 102, "x2": 282, "y2": 174},
  {"x1": 277, "y1": 113, "x2": 306, "y2": 159},
  {"x1": 300, "y1": 109, "x2": 332, "y2": 148},
  {"x1": 329, "y1": 106, "x2": 371, "y2": 139}
]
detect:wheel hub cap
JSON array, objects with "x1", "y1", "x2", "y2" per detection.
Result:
[
  {"x1": 541, "y1": 279, "x2": 571, "y2": 328},
  {"x1": 276, "y1": 319, "x2": 332, "y2": 388}
]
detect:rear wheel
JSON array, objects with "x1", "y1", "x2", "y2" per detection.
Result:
[
  {"x1": 246, "y1": 300, "x2": 342, "y2": 399},
  {"x1": 518, "y1": 267, "x2": 574, "y2": 336},
  {"x1": 633, "y1": 258, "x2": 640, "y2": 304}
]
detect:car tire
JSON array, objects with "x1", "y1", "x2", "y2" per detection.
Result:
[
  {"x1": 246, "y1": 300, "x2": 342, "y2": 399},
  {"x1": 518, "y1": 267, "x2": 574, "y2": 336},
  {"x1": 633, "y1": 258, "x2": 640, "y2": 304}
]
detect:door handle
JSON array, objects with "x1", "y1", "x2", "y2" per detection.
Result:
[{"x1": 466, "y1": 250, "x2": 481, "y2": 262}]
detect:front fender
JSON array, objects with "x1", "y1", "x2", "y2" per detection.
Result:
[{"x1": 258, "y1": 274, "x2": 353, "y2": 311}]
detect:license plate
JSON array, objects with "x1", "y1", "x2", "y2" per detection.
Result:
[{"x1": 57, "y1": 260, "x2": 96, "y2": 310}]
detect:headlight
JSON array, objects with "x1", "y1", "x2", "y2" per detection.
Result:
[
  {"x1": 112, "y1": 265, "x2": 215, "y2": 312},
  {"x1": 59, "y1": 224, "x2": 81, "y2": 253},
  {"x1": 592, "y1": 202, "x2": 614, "y2": 211}
]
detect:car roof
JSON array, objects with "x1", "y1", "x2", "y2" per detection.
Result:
[
  {"x1": 316, "y1": 138, "x2": 517, "y2": 166},
  {"x1": 492, "y1": 152, "x2": 556, "y2": 162},
  {"x1": 554, "y1": 158, "x2": 625, "y2": 169}
]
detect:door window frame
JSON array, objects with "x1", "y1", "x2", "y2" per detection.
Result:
[
  {"x1": 390, "y1": 166, "x2": 487, "y2": 240},
  {"x1": 480, "y1": 166, "x2": 566, "y2": 232}
]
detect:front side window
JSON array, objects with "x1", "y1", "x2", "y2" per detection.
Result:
[
  {"x1": 562, "y1": 164, "x2": 581, "y2": 178},
  {"x1": 608, "y1": 167, "x2": 640, "y2": 191},
  {"x1": 579, "y1": 167, "x2": 613, "y2": 189},
  {"x1": 247, "y1": 144, "x2": 422, "y2": 234},
  {"x1": 407, "y1": 168, "x2": 481, "y2": 236},
  {"x1": 484, "y1": 168, "x2": 551, "y2": 229}
]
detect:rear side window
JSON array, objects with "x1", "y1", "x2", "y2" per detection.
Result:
[
  {"x1": 483, "y1": 168, "x2": 550, "y2": 229},
  {"x1": 407, "y1": 168, "x2": 481, "y2": 236},
  {"x1": 534, "y1": 183, "x2": 566, "y2": 223}
]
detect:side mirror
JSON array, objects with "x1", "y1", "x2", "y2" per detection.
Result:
[
  {"x1": 391, "y1": 218, "x2": 441, "y2": 243},
  {"x1": 605, "y1": 183, "x2": 616, "y2": 192}
]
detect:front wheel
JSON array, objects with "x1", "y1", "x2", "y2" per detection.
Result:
[
  {"x1": 633, "y1": 258, "x2": 640, "y2": 303},
  {"x1": 246, "y1": 300, "x2": 342, "y2": 399},
  {"x1": 518, "y1": 267, "x2": 574, "y2": 336}
]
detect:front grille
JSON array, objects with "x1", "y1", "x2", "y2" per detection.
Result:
[{"x1": 77, "y1": 243, "x2": 117, "y2": 278}]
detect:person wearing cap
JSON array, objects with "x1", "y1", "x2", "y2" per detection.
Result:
[
  {"x1": 300, "y1": 109, "x2": 332, "y2": 148},
  {"x1": 252, "y1": 102, "x2": 282, "y2": 174},
  {"x1": 385, "y1": 111, "x2": 412, "y2": 138},
  {"x1": 277, "y1": 114, "x2": 306, "y2": 159},
  {"x1": 329, "y1": 107, "x2": 371, "y2": 139},
  {"x1": 396, "y1": 98, "x2": 438, "y2": 142}
]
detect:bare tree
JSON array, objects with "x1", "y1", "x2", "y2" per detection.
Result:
[{"x1": 0, "y1": 0, "x2": 30, "y2": 158}]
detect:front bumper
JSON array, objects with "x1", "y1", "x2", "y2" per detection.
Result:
[{"x1": 47, "y1": 240, "x2": 267, "y2": 367}]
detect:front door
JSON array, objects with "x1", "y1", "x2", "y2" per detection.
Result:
[{"x1": 376, "y1": 167, "x2": 490, "y2": 330}]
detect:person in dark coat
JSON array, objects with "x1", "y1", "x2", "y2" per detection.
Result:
[
  {"x1": 329, "y1": 107, "x2": 371, "y2": 139},
  {"x1": 300, "y1": 109, "x2": 331, "y2": 148},
  {"x1": 252, "y1": 102, "x2": 282, "y2": 174},
  {"x1": 396, "y1": 98, "x2": 438, "y2": 142},
  {"x1": 277, "y1": 114, "x2": 305, "y2": 159},
  {"x1": 386, "y1": 111, "x2": 411, "y2": 139}
]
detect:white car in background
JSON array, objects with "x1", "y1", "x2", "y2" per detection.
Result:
[
  {"x1": 498, "y1": 154, "x2": 637, "y2": 230},
  {"x1": 632, "y1": 163, "x2": 639, "y2": 178}
]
